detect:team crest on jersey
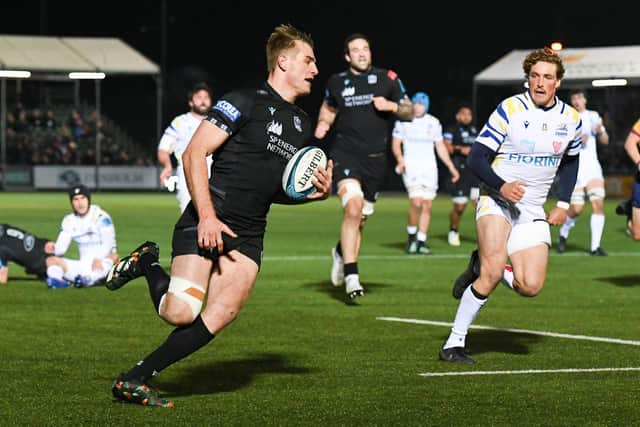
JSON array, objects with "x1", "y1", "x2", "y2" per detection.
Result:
[
  {"x1": 368, "y1": 74, "x2": 377, "y2": 84},
  {"x1": 293, "y1": 116, "x2": 302, "y2": 132},
  {"x1": 267, "y1": 120, "x2": 283, "y2": 136},
  {"x1": 341, "y1": 86, "x2": 355, "y2": 97},
  {"x1": 552, "y1": 141, "x2": 562, "y2": 153},
  {"x1": 555, "y1": 123, "x2": 568, "y2": 137},
  {"x1": 268, "y1": 106, "x2": 276, "y2": 116},
  {"x1": 343, "y1": 79, "x2": 351, "y2": 86},
  {"x1": 24, "y1": 234, "x2": 35, "y2": 252}
]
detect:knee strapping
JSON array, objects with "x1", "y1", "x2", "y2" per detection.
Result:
[
  {"x1": 587, "y1": 187, "x2": 605, "y2": 201},
  {"x1": 340, "y1": 182, "x2": 364, "y2": 207},
  {"x1": 570, "y1": 188, "x2": 586, "y2": 205},
  {"x1": 167, "y1": 277, "x2": 206, "y2": 319}
]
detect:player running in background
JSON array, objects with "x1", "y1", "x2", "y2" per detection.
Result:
[
  {"x1": 439, "y1": 48, "x2": 581, "y2": 363},
  {"x1": 557, "y1": 89, "x2": 609, "y2": 255},
  {"x1": 617, "y1": 117, "x2": 640, "y2": 239},
  {"x1": 392, "y1": 91, "x2": 459, "y2": 254},
  {"x1": 44, "y1": 185, "x2": 119, "y2": 288},
  {"x1": 158, "y1": 82, "x2": 213, "y2": 212},
  {"x1": 443, "y1": 102, "x2": 479, "y2": 246},
  {"x1": 106, "y1": 24, "x2": 331, "y2": 408},
  {"x1": 315, "y1": 32, "x2": 413, "y2": 299}
]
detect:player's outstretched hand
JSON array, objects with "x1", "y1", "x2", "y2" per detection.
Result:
[{"x1": 308, "y1": 159, "x2": 333, "y2": 200}]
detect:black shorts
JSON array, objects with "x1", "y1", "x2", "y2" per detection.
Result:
[
  {"x1": 171, "y1": 226, "x2": 264, "y2": 269},
  {"x1": 24, "y1": 253, "x2": 51, "y2": 279},
  {"x1": 449, "y1": 163, "x2": 480, "y2": 199},
  {"x1": 330, "y1": 148, "x2": 387, "y2": 202}
]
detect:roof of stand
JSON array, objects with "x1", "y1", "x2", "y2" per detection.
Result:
[{"x1": 0, "y1": 34, "x2": 159, "y2": 75}]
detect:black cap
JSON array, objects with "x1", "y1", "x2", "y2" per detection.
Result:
[{"x1": 68, "y1": 184, "x2": 91, "y2": 203}]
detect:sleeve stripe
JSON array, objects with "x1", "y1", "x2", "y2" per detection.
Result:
[
  {"x1": 515, "y1": 96, "x2": 528, "y2": 110},
  {"x1": 496, "y1": 104, "x2": 509, "y2": 124},
  {"x1": 486, "y1": 122, "x2": 506, "y2": 139}
]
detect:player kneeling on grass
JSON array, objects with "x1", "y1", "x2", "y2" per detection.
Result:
[
  {"x1": 105, "y1": 24, "x2": 331, "y2": 408},
  {"x1": 439, "y1": 48, "x2": 581, "y2": 364}
]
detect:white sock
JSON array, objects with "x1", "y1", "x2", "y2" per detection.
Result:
[
  {"x1": 590, "y1": 214, "x2": 605, "y2": 251},
  {"x1": 444, "y1": 286, "x2": 487, "y2": 349},
  {"x1": 560, "y1": 216, "x2": 576, "y2": 238},
  {"x1": 407, "y1": 225, "x2": 417, "y2": 235},
  {"x1": 501, "y1": 265, "x2": 514, "y2": 290},
  {"x1": 417, "y1": 231, "x2": 427, "y2": 242},
  {"x1": 46, "y1": 265, "x2": 64, "y2": 280}
]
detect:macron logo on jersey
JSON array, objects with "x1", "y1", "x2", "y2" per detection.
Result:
[{"x1": 214, "y1": 100, "x2": 241, "y2": 122}]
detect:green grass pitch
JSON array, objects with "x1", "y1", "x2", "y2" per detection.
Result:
[{"x1": 1, "y1": 191, "x2": 639, "y2": 425}]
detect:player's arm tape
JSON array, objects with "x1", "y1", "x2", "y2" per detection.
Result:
[{"x1": 556, "y1": 201, "x2": 570, "y2": 210}]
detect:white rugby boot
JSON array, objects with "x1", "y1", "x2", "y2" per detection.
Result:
[
  {"x1": 448, "y1": 230, "x2": 461, "y2": 246},
  {"x1": 345, "y1": 274, "x2": 364, "y2": 300},
  {"x1": 330, "y1": 247, "x2": 344, "y2": 286}
]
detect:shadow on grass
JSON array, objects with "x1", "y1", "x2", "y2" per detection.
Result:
[
  {"x1": 380, "y1": 241, "x2": 409, "y2": 252},
  {"x1": 302, "y1": 280, "x2": 390, "y2": 306},
  {"x1": 158, "y1": 353, "x2": 312, "y2": 397},
  {"x1": 594, "y1": 275, "x2": 640, "y2": 287},
  {"x1": 438, "y1": 329, "x2": 543, "y2": 357}
]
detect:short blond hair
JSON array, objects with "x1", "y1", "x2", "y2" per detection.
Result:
[{"x1": 266, "y1": 24, "x2": 314, "y2": 73}]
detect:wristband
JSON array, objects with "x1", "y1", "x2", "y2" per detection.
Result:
[{"x1": 556, "y1": 201, "x2": 570, "y2": 210}]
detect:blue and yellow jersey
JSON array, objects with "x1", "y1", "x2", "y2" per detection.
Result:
[{"x1": 476, "y1": 91, "x2": 581, "y2": 206}]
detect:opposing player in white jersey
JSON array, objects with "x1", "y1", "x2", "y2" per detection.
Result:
[
  {"x1": 158, "y1": 82, "x2": 213, "y2": 212},
  {"x1": 439, "y1": 48, "x2": 582, "y2": 363},
  {"x1": 392, "y1": 91, "x2": 459, "y2": 254},
  {"x1": 557, "y1": 89, "x2": 609, "y2": 255},
  {"x1": 45, "y1": 185, "x2": 119, "y2": 288}
]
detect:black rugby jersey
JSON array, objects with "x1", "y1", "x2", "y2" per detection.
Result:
[
  {"x1": 323, "y1": 67, "x2": 408, "y2": 155},
  {"x1": 443, "y1": 123, "x2": 478, "y2": 168},
  {"x1": 188, "y1": 82, "x2": 313, "y2": 235},
  {"x1": 0, "y1": 224, "x2": 49, "y2": 276}
]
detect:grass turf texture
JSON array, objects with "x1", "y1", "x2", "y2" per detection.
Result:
[{"x1": 1, "y1": 191, "x2": 639, "y2": 425}]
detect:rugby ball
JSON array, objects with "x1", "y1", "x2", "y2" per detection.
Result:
[{"x1": 282, "y1": 146, "x2": 328, "y2": 200}]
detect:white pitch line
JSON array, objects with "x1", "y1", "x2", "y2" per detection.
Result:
[
  {"x1": 158, "y1": 251, "x2": 640, "y2": 263},
  {"x1": 376, "y1": 317, "x2": 640, "y2": 346},
  {"x1": 419, "y1": 367, "x2": 640, "y2": 377}
]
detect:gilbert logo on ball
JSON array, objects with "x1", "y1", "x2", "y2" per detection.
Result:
[{"x1": 282, "y1": 146, "x2": 327, "y2": 200}]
